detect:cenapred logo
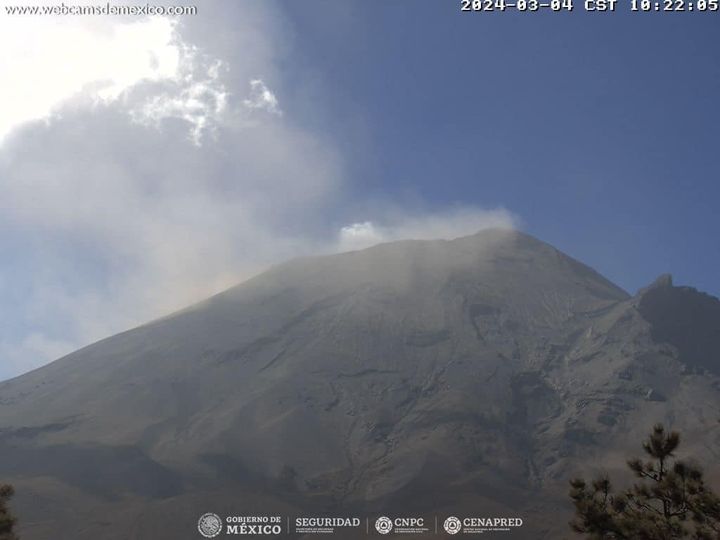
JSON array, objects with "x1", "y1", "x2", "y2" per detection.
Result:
[
  {"x1": 443, "y1": 516, "x2": 462, "y2": 535},
  {"x1": 443, "y1": 516, "x2": 524, "y2": 535},
  {"x1": 375, "y1": 516, "x2": 393, "y2": 534},
  {"x1": 198, "y1": 513, "x2": 223, "y2": 538}
]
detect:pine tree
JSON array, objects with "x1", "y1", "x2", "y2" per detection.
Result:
[
  {"x1": 0, "y1": 483, "x2": 18, "y2": 540},
  {"x1": 569, "y1": 424, "x2": 720, "y2": 539}
]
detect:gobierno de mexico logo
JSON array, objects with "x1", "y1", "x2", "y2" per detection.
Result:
[{"x1": 198, "y1": 513, "x2": 223, "y2": 538}]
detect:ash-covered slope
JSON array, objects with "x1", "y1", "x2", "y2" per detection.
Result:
[{"x1": 1, "y1": 229, "x2": 719, "y2": 539}]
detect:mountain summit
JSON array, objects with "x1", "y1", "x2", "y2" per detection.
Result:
[{"x1": 1, "y1": 229, "x2": 719, "y2": 539}]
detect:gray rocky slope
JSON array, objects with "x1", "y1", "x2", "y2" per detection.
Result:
[{"x1": 1, "y1": 229, "x2": 719, "y2": 539}]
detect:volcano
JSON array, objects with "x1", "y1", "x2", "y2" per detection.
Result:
[{"x1": 1, "y1": 229, "x2": 719, "y2": 539}]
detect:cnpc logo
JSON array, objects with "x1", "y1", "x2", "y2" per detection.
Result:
[{"x1": 374, "y1": 516, "x2": 425, "y2": 534}]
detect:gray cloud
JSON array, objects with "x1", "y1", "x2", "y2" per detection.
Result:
[
  {"x1": 242, "y1": 79, "x2": 282, "y2": 116},
  {"x1": 0, "y1": 6, "x2": 342, "y2": 379},
  {"x1": 0, "y1": 2, "x2": 517, "y2": 381}
]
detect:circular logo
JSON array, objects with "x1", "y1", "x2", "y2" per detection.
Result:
[
  {"x1": 197, "y1": 513, "x2": 223, "y2": 538},
  {"x1": 444, "y1": 516, "x2": 462, "y2": 535},
  {"x1": 375, "y1": 516, "x2": 393, "y2": 535}
]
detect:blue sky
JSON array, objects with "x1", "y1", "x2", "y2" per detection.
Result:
[
  {"x1": 0, "y1": 1, "x2": 718, "y2": 379},
  {"x1": 279, "y1": 2, "x2": 720, "y2": 296}
]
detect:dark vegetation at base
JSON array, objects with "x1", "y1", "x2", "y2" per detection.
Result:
[
  {"x1": 570, "y1": 425, "x2": 720, "y2": 539},
  {"x1": 0, "y1": 484, "x2": 18, "y2": 540}
]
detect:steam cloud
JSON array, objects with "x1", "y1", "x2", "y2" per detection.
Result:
[{"x1": 0, "y1": 3, "x2": 516, "y2": 380}]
